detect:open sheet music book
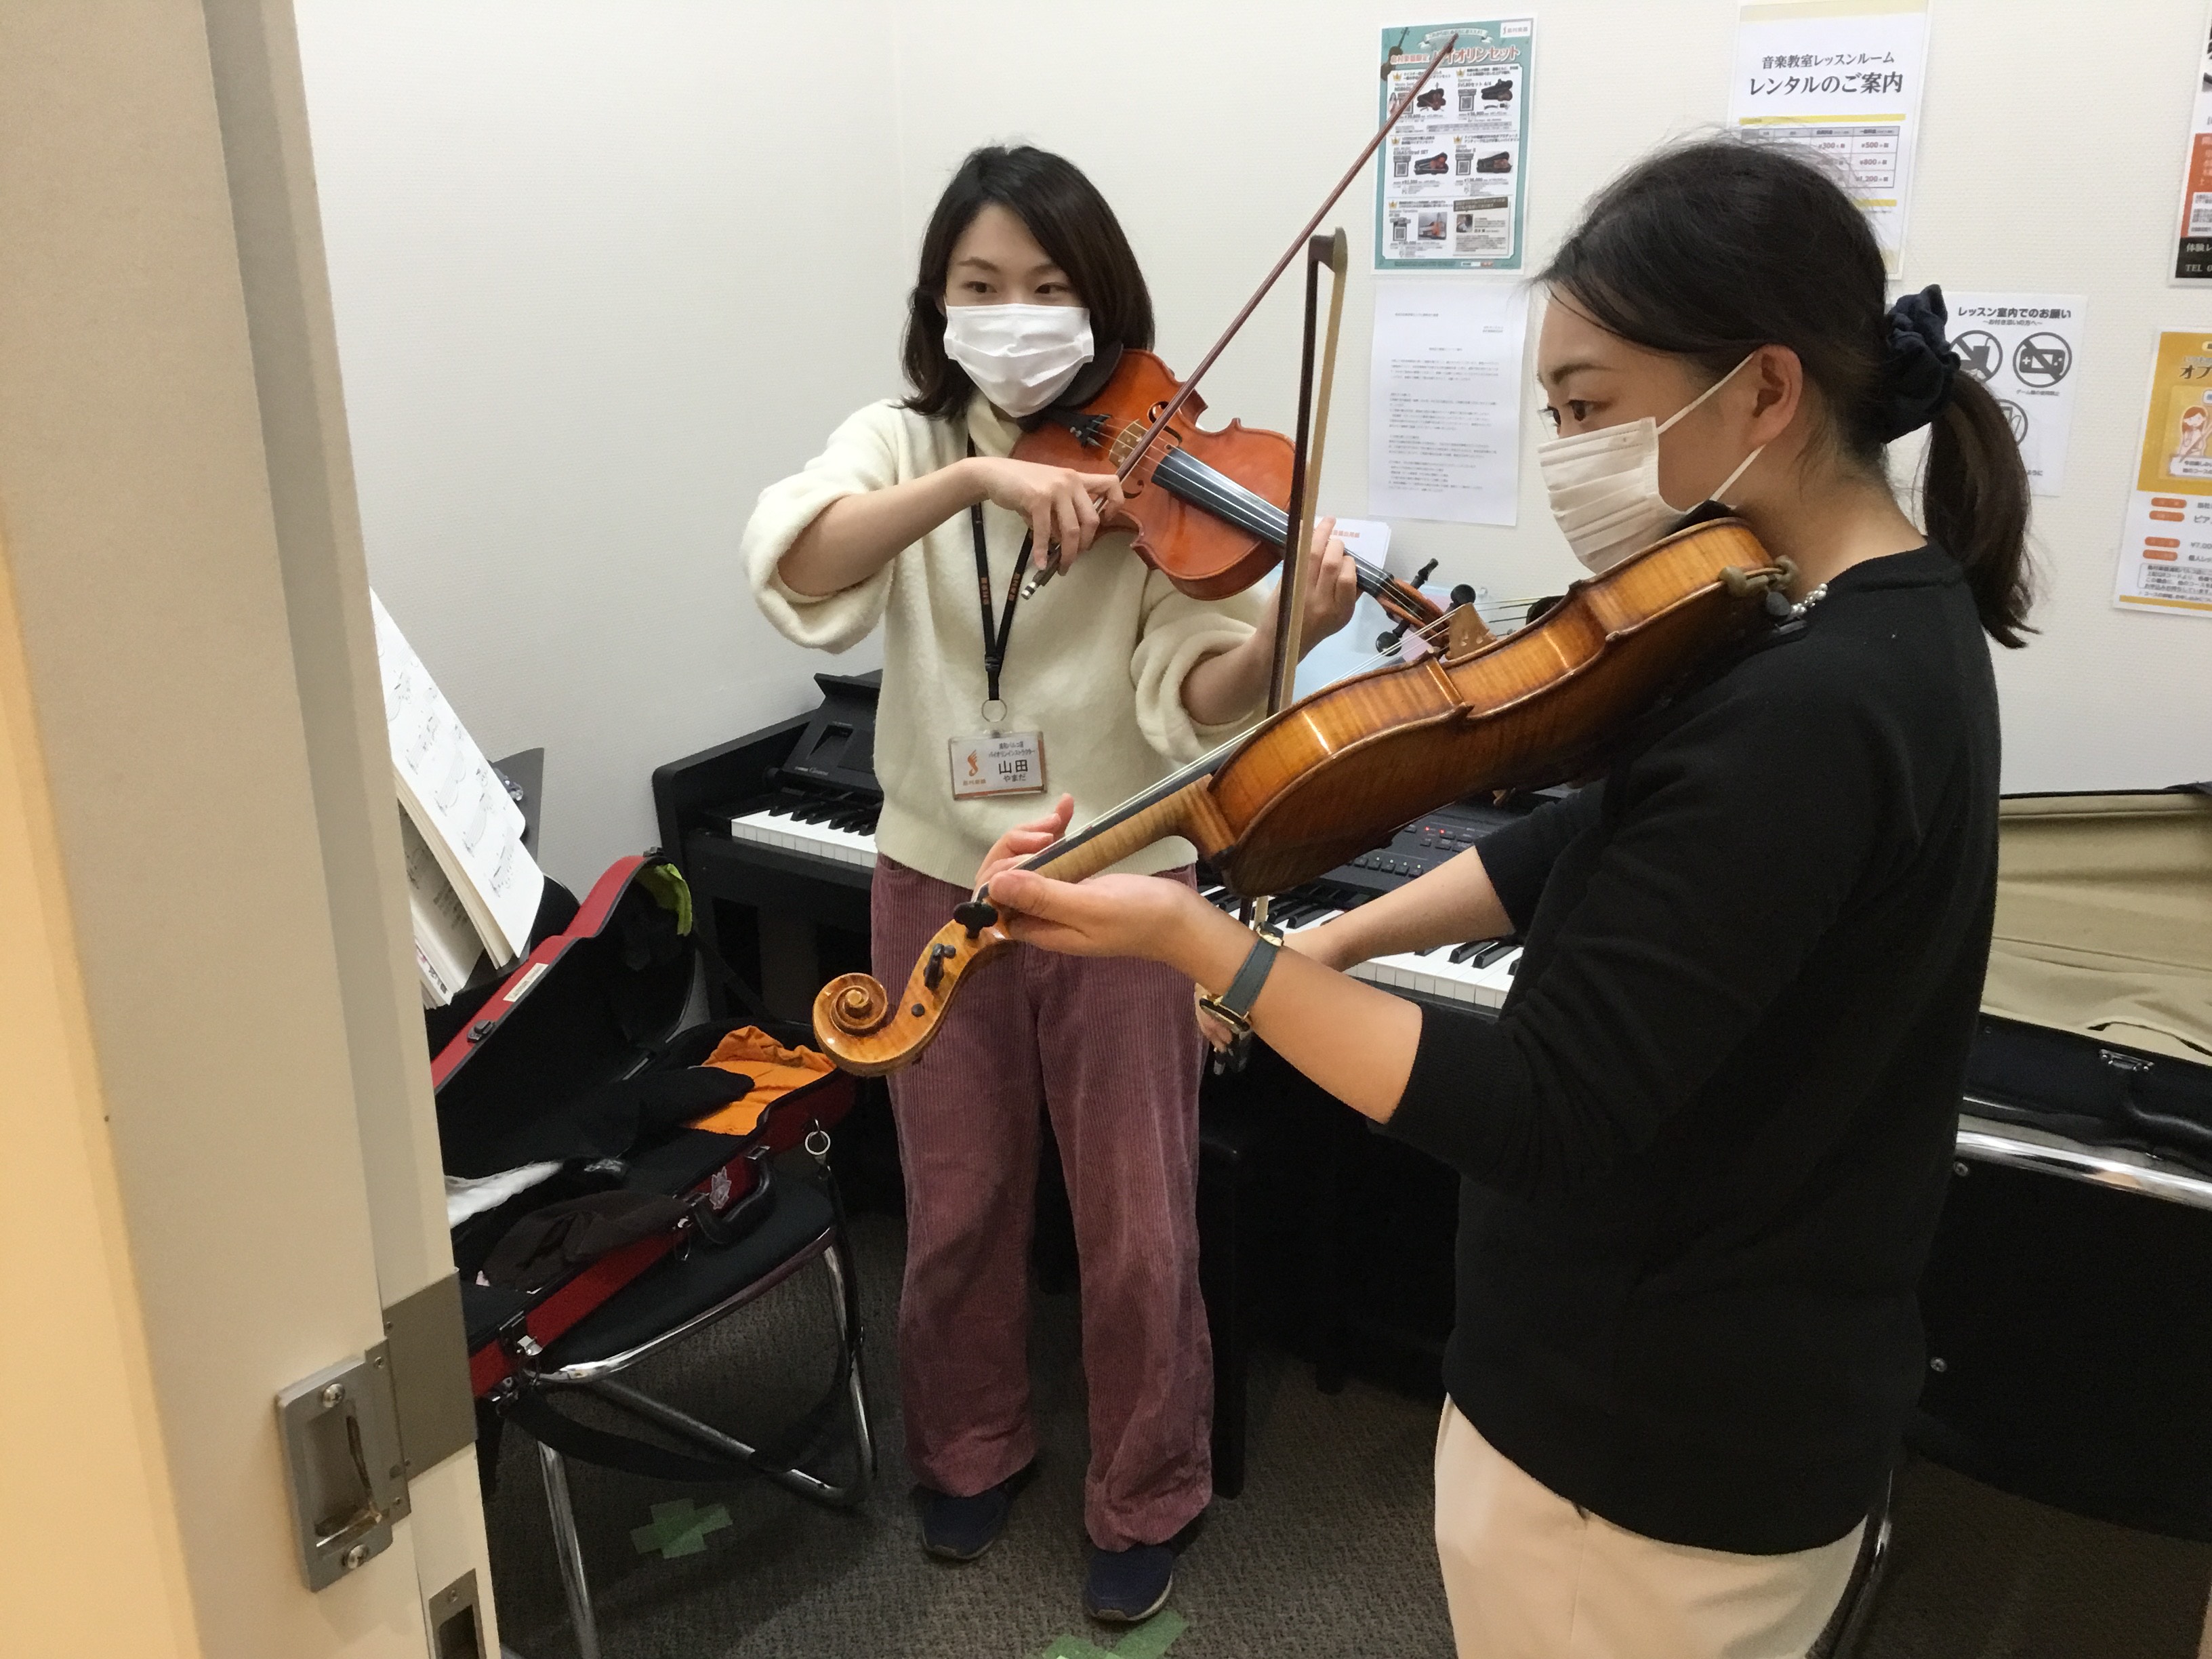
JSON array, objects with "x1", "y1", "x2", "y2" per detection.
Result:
[
  {"x1": 371, "y1": 592, "x2": 544, "y2": 994},
  {"x1": 402, "y1": 811, "x2": 485, "y2": 1006}
]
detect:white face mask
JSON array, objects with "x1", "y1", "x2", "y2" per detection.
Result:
[
  {"x1": 1536, "y1": 353, "x2": 1765, "y2": 575},
  {"x1": 941, "y1": 302, "x2": 1094, "y2": 417}
]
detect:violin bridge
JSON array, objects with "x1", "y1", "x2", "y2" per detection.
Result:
[
  {"x1": 1107, "y1": 421, "x2": 1154, "y2": 479},
  {"x1": 1445, "y1": 605, "x2": 1496, "y2": 659}
]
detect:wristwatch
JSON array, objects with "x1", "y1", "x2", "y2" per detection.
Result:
[{"x1": 1195, "y1": 927, "x2": 1284, "y2": 1039}]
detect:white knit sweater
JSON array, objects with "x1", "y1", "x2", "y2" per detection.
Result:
[{"x1": 743, "y1": 394, "x2": 1266, "y2": 888}]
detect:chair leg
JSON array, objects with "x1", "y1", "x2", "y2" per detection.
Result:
[
  {"x1": 821, "y1": 1235, "x2": 876, "y2": 1481},
  {"x1": 1810, "y1": 1468, "x2": 1896, "y2": 1659},
  {"x1": 1830, "y1": 1479, "x2": 1895, "y2": 1659},
  {"x1": 535, "y1": 1441, "x2": 601, "y2": 1659},
  {"x1": 575, "y1": 1237, "x2": 873, "y2": 1511}
]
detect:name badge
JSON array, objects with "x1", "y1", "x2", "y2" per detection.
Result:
[{"x1": 949, "y1": 731, "x2": 1046, "y2": 799}]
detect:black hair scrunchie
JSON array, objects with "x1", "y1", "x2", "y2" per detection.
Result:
[{"x1": 1875, "y1": 284, "x2": 1959, "y2": 443}]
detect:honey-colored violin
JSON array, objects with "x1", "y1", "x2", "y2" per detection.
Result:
[{"x1": 815, "y1": 516, "x2": 1796, "y2": 1075}]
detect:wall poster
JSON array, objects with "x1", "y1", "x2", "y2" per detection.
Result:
[
  {"x1": 1367, "y1": 278, "x2": 1529, "y2": 525},
  {"x1": 2171, "y1": 22, "x2": 2212, "y2": 280},
  {"x1": 1374, "y1": 18, "x2": 1534, "y2": 272},
  {"x1": 2115, "y1": 331, "x2": 2212, "y2": 619},
  {"x1": 1726, "y1": 0, "x2": 1932, "y2": 274},
  {"x1": 1943, "y1": 292, "x2": 2086, "y2": 498}
]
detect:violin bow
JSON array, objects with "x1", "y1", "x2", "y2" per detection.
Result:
[
  {"x1": 1025, "y1": 30, "x2": 1458, "y2": 592},
  {"x1": 1269, "y1": 228, "x2": 1350, "y2": 714}
]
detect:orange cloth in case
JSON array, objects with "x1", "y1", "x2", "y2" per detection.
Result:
[{"x1": 688, "y1": 1027, "x2": 834, "y2": 1137}]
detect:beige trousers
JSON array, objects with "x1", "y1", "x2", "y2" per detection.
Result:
[{"x1": 1434, "y1": 1404, "x2": 1863, "y2": 1659}]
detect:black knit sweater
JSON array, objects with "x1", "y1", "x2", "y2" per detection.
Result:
[{"x1": 1387, "y1": 546, "x2": 2001, "y2": 1554}]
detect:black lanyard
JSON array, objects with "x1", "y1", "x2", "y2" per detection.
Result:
[{"x1": 967, "y1": 438, "x2": 1035, "y2": 716}]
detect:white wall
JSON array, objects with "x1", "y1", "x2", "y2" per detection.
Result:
[
  {"x1": 295, "y1": 1, "x2": 906, "y2": 886},
  {"x1": 299, "y1": 0, "x2": 2212, "y2": 888}
]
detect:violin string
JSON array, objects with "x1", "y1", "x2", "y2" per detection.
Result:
[
  {"x1": 1068, "y1": 432, "x2": 1446, "y2": 622},
  {"x1": 1109, "y1": 447, "x2": 1533, "y2": 632},
  {"x1": 1124, "y1": 451, "x2": 1446, "y2": 621}
]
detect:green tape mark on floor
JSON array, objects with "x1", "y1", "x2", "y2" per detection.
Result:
[
  {"x1": 630, "y1": 1498, "x2": 731, "y2": 1559},
  {"x1": 1038, "y1": 1609, "x2": 1187, "y2": 1659}
]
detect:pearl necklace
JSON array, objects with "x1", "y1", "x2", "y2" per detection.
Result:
[{"x1": 1763, "y1": 581, "x2": 1829, "y2": 624}]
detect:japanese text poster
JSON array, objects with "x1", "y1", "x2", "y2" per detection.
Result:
[
  {"x1": 1727, "y1": 0, "x2": 1931, "y2": 274},
  {"x1": 1943, "y1": 293, "x2": 2086, "y2": 497},
  {"x1": 2171, "y1": 23, "x2": 2212, "y2": 280},
  {"x1": 1375, "y1": 19, "x2": 1534, "y2": 272},
  {"x1": 1367, "y1": 277, "x2": 1528, "y2": 524},
  {"x1": 2114, "y1": 331, "x2": 2212, "y2": 619}
]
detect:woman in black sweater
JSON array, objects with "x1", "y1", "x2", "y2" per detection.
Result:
[{"x1": 982, "y1": 139, "x2": 2030, "y2": 1657}]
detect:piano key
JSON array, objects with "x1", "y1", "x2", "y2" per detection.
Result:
[
  {"x1": 1349, "y1": 943, "x2": 1521, "y2": 1008},
  {"x1": 729, "y1": 804, "x2": 879, "y2": 868},
  {"x1": 1195, "y1": 881, "x2": 1525, "y2": 1008}
]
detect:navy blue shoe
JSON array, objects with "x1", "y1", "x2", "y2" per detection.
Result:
[
  {"x1": 919, "y1": 1481, "x2": 1012, "y2": 1561},
  {"x1": 1084, "y1": 1542, "x2": 1175, "y2": 1623}
]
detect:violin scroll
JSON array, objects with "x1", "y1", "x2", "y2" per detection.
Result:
[
  {"x1": 812, "y1": 914, "x2": 1015, "y2": 1076},
  {"x1": 820, "y1": 973, "x2": 893, "y2": 1036}
]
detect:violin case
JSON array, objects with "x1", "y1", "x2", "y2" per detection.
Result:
[
  {"x1": 1914, "y1": 786, "x2": 2212, "y2": 1538},
  {"x1": 1963, "y1": 786, "x2": 2212, "y2": 1164},
  {"x1": 430, "y1": 855, "x2": 854, "y2": 1467}
]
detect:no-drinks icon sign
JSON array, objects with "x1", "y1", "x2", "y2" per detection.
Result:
[{"x1": 1954, "y1": 330, "x2": 2003, "y2": 382}]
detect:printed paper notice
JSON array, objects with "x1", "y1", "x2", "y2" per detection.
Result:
[
  {"x1": 2171, "y1": 24, "x2": 2212, "y2": 279},
  {"x1": 371, "y1": 592, "x2": 546, "y2": 960},
  {"x1": 1368, "y1": 278, "x2": 1528, "y2": 525},
  {"x1": 1728, "y1": 0, "x2": 1931, "y2": 274},
  {"x1": 1375, "y1": 19, "x2": 1534, "y2": 272},
  {"x1": 2114, "y1": 331, "x2": 2212, "y2": 619},
  {"x1": 1944, "y1": 293, "x2": 2086, "y2": 497}
]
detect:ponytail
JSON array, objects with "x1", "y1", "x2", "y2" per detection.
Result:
[
  {"x1": 1921, "y1": 371, "x2": 2034, "y2": 648},
  {"x1": 1542, "y1": 139, "x2": 2037, "y2": 649}
]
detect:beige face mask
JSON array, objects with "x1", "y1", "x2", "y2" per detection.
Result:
[{"x1": 1536, "y1": 354, "x2": 1765, "y2": 574}]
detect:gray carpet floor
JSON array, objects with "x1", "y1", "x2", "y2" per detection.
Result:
[{"x1": 485, "y1": 1208, "x2": 2211, "y2": 1659}]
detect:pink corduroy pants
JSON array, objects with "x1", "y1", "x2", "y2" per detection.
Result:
[{"x1": 871, "y1": 853, "x2": 1213, "y2": 1551}]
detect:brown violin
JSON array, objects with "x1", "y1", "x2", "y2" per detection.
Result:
[
  {"x1": 1016, "y1": 346, "x2": 1441, "y2": 631},
  {"x1": 815, "y1": 516, "x2": 1795, "y2": 1075}
]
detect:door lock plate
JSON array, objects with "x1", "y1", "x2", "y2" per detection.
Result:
[{"x1": 275, "y1": 1342, "x2": 411, "y2": 1589}]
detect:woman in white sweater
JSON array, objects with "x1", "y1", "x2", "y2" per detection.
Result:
[{"x1": 742, "y1": 145, "x2": 1355, "y2": 1624}]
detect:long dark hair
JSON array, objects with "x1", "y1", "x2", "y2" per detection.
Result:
[
  {"x1": 1540, "y1": 138, "x2": 2034, "y2": 647},
  {"x1": 901, "y1": 146, "x2": 1154, "y2": 422}
]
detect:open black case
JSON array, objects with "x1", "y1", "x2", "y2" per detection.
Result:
[
  {"x1": 1963, "y1": 788, "x2": 2212, "y2": 1164},
  {"x1": 429, "y1": 855, "x2": 856, "y2": 1446},
  {"x1": 1919, "y1": 787, "x2": 2212, "y2": 1539}
]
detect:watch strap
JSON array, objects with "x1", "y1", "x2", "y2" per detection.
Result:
[{"x1": 1197, "y1": 929, "x2": 1283, "y2": 1036}]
